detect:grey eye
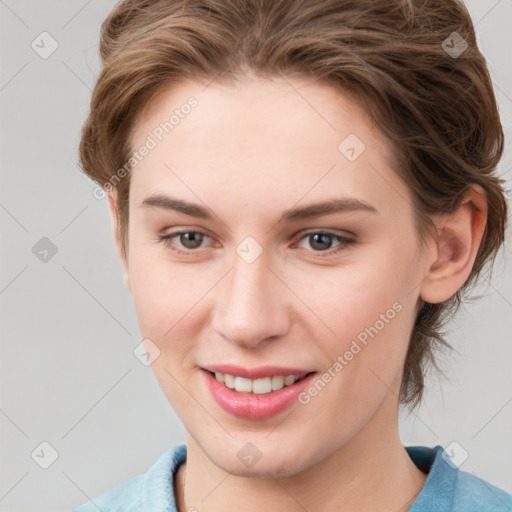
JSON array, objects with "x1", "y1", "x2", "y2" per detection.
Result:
[
  {"x1": 308, "y1": 233, "x2": 335, "y2": 251},
  {"x1": 178, "y1": 232, "x2": 205, "y2": 249}
]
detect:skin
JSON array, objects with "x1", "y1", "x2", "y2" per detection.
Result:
[{"x1": 107, "y1": 76, "x2": 487, "y2": 512}]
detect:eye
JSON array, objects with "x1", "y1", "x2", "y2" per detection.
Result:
[
  {"x1": 157, "y1": 229, "x2": 356, "y2": 257},
  {"x1": 295, "y1": 231, "x2": 356, "y2": 254},
  {"x1": 158, "y1": 230, "x2": 211, "y2": 253}
]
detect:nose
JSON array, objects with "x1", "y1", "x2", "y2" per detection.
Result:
[{"x1": 211, "y1": 248, "x2": 291, "y2": 349}]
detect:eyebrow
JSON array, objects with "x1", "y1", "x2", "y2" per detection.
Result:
[{"x1": 141, "y1": 194, "x2": 378, "y2": 222}]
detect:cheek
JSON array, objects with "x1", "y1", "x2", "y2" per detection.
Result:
[
  {"x1": 319, "y1": 279, "x2": 407, "y2": 370},
  {"x1": 127, "y1": 244, "x2": 220, "y2": 369},
  {"x1": 129, "y1": 263, "x2": 178, "y2": 337},
  {"x1": 127, "y1": 245, "x2": 192, "y2": 338},
  {"x1": 295, "y1": 247, "x2": 415, "y2": 337},
  {"x1": 294, "y1": 243, "x2": 418, "y2": 382},
  {"x1": 128, "y1": 255, "x2": 203, "y2": 405}
]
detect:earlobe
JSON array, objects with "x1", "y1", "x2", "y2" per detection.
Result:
[
  {"x1": 419, "y1": 185, "x2": 488, "y2": 304},
  {"x1": 107, "y1": 189, "x2": 131, "y2": 292}
]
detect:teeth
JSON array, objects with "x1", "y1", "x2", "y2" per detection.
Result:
[
  {"x1": 234, "y1": 376, "x2": 252, "y2": 393},
  {"x1": 271, "y1": 375, "x2": 284, "y2": 390},
  {"x1": 223, "y1": 374, "x2": 235, "y2": 389},
  {"x1": 284, "y1": 375, "x2": 296, "y2": 386},
  {"x1": 212, "y1": 372, "x2": 304, "y2": 394},
  {"x1": 253, "y1": 377, "x2": 272, "y2": 394}
]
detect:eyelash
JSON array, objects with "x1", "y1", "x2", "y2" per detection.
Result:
[{"x1": 157, "y1": 229, "x2": 357, "y2": 257}]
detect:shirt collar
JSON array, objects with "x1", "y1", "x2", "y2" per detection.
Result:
[
  {"x1": 406, "y1": 445, "x2": 457, "y2": 511},
  {"x1": 140, "y1": 444, "x2": 455, "y2": 511}
]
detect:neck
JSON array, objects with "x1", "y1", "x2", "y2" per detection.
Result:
[{"x1": 174, "y1": 398, "x2": 427, "y2": 512}]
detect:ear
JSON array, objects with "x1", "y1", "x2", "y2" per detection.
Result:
[
  {"x1": 107, "y1": 189, "x2": 131, "y2": 292},
  {"x1": 419, "y1": 185, "x2": 488, "y2": 304}
]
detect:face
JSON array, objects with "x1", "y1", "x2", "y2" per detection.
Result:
[{"x1": 115, "y1": 76, "x2": 431, "y2": 477}]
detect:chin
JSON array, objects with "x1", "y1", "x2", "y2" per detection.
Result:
[
  {"x1": 220, "y1": 455, "x2": 307, "y2": 479},
  {"x1": 203, "y1": 436, "x2": 316, "y2": 479}
]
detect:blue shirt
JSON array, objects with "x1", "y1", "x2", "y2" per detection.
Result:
[{"x1": 72, "y1": 444, "x2": 512, "y2": 511}]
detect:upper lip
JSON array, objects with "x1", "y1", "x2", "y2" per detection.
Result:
[{"x1": 202, "y1": 364, "x2": 316, "y2": 380}]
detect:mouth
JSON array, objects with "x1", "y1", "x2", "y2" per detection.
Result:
[
  {"x1": 203, "y1": 369, "x2": 316, "y2": 395},
  {"x1": 200, "y1": 367, "x2": 318, "y2": 420}
]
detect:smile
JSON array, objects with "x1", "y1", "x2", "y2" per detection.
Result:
[
  {"x1": 201, "y1": 367, "x2": 318, "y2": 420},
  {"x1": 209, "y1": 371, "x2": 310, "y2": 395}
]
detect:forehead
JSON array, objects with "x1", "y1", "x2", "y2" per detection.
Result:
[
  {"x1": 133, "y1": 76, "x2": 382, "y2": 157},
  {"x1": 128, "y1": 76, "x2": 410, "y2": 220}
]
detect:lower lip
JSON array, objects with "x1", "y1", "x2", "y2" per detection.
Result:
[{"x1": 202, "y1": 370, "x2": 317, "y2": 420}]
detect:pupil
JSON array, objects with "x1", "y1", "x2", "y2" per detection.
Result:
[
  {"x1": 181, "y1": 232, "x2": 203, "y2": 249},
  {"x1": 310, "y1": 233, "x2": 332, "y2": 251}
]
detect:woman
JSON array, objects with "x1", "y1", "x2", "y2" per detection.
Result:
[{"x1": 73, "y1": 0, "x2": 511, "y2": 510}]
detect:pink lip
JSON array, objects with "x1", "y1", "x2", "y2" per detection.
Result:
[
  {"x1": 202, "y1": 364, "x2": 313, "y2": 380},
  {"x1": 202, "y1": 369, "x2": 317, "y2": 420}
]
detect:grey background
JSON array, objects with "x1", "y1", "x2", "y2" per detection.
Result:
[{"x1": 0, "y1": 1, "x2": 511, "y2": 511}]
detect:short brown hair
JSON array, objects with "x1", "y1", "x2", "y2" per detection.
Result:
[{"x1": 79, "y1": 0, "x2": 507, "y2": 408}]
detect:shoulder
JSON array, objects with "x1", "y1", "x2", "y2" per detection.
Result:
[
  {"x1": 407, "y1": 445, "x2": 512, "y2": 512},
  {"x1": 72, "y1": 444, "x2": 187, "y2": 512},
  {"x1": 72, "y1": 474, "x2": 144, "y2": 512},
  {"x1": 453, "y1": 467, "x2": 512, "y2": 511}
]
